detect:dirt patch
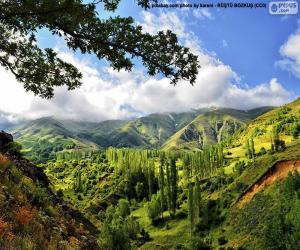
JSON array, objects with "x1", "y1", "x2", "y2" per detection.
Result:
[{"x1": 237, "y1": 160, "x2": 300, "y2": 207}]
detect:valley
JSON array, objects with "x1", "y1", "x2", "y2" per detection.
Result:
[{"x1": 1, "y1": 99, "x2": 300, "y2": 249}]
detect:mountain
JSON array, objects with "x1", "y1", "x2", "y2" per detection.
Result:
[
  {"x1": 9, "y1": 117, "x2": 99, "y2": 163},
  {"x1": 3, "y1": 106, "x2": 274, "y2": 162},
  {"x1": 162, "y1": 107, "x2": 275, "y2": 150},
  {"x1": 98, "y1": 112, "x2": 201, "y2": 148}
]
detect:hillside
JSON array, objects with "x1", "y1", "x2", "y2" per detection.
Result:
[
  {"x1": 5, "y1": 107, "x2": 274, "y2": 162},
  {"x1": 10, "y1": 117, "x2": 99, "y2": 163},
  {"x1": 227, "y1": 98, "x2": 300, "y2": 160},
  {"x1": 75, "y1": 110, "x2": 211, "y2": 148},
  {"x1": 4, "y1": 109, "x2": 207, "y2": 158},
  {"x1": 163, "y1": 107, "x2": 274, "y2": 150},
  {"x1": 0, "y1": 132, "x2": 99, "y2": 249},
  {"x1": 102, "y1": 112, "x2": 200, "y2": 147}
]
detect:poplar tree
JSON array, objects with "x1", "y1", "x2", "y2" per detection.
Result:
[
  {"x1": 165, "y1": 160, "x2": 172, "y2": 215},
  {"x1": 170, "y1": 157, "x2": 177, "y2": 216},
  {"x1": 159, "y1": 154, "x2": 165, "y2": 218},
  {"x1": 188, "y1": 181, "x2": 194, "y2": 234},
  {"x1": 246, "y1": 139, "x2": 251, "y2": 159},
  {"x1": 250, "y1": 137, "x2": 255, "y2": 160},
  {"x1": 194, "y1": 177, "x2": 201, "y2": 226}
]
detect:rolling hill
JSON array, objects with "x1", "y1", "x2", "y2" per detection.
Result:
[{"x1": 9, "y1": 117, "x2": 99, "y2": 163}]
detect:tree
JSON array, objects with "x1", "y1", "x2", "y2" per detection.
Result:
[
  {"x1": 245, "y1": 139, "x2": 251, "y2": 159},
  {"x1": 249, "y1": 137, "x2": 255, "y2": 160},
  {"x1": 272, "y1": 126, "x2": 286, "y2": 152},
  {"x1": 158, "y1": 154, "x2": 165, "y2": 218},
  {"x1": 165, "y1": 160, "x2": 172, "y2": 215},
  {"x1": 170, "y1": 156, "x2": 178, "y2": 216},
  {"x1": 75, "y1": 170, "x2": 83, "y2": 192},
  {"x1": 193, "y1": 177, "x2": 201, "y2": 226},
  {"x1": 188, "y1": 181, "x2": 194, "y2": 234},
  {"x1": 0, "y1": 0, "x2": 199, "y2": 98}
]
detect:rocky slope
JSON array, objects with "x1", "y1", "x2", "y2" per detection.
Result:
[{"x1": 0, "y1": 131, "x2": 99, "y2": 249}]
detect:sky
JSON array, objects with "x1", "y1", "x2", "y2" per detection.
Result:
[{"x1": 0, "y1": 0, "x2": 300, "y2": 122}]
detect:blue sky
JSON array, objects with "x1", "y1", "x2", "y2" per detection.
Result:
[
  {"x1": 0, "y1": 0, "x2": 299, "y2": 121},
  {"x1": 116, "y1": 1, "x2": 300, "y2": 93}
]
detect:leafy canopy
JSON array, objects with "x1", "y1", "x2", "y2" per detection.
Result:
[{"x1": 0, "y1": 0, "x2": 199, "y2": 98}]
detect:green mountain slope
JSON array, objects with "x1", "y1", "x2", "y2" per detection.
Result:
[
  {"x1": 101, "y1": 110, "x2": 215, "y2": 148},
  {"x1": 227, "y1": 98, "x2": 300, "y2": 159},
  {"x1": 6, "y1": 106, "x2": 274, "y2": 161},
  {"x1": 10, "y1": 117, "x2": 99, "y2": 163},
  {"x1": 163, "y1": 107, "x2": 274, "y2": 150}
]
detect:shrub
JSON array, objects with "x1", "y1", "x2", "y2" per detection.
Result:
[
  {"x1": 258, "y1": 147, "x2": 267, "y2": 156},
  {"x1": 118, "y1": 199, "x2": 130, "y2": 219},
  {"x1": 145, "y1": 194, "x2": 161, "y2": 224},
  {"x1": 15, "y1": 206, "x2": 36, "y2": 226},
  {"x1": 188, "y1": 237, "x2": 211, "y2": 250},
  {"x1": 0, "y1": 155, "x2": 9, "y2": 167},
  {"x1": 6, "y1": 142, "x2": 22, "y2": 156},
  {"x1": 0, "y1": 218, "x2": 12, "y2": 237}
]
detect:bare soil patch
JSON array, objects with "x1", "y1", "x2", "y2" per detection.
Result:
[{"x1": 237, "y1": 160, "x2": 300, "y2": 207}]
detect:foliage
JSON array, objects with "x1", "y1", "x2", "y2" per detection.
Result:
[
  {"x1": 261, "y1": 172, "x2": 300, "y2": 249},
  {"x1": 15, "y1": 206, "x2": 36, "y2": 226},
  {"x1": 0, "y1": 0, "x2": 198, "y2": 98},
  {"x1": 118, "y1": 199, "x2": 131, "y2": 219},
  {"x1": 100, "y1": 203, "x2": 145, "y2": 250},
  {"x1": 145, "y1": 194, "x2": 162, "y2": 224},
  {"x1": 6, "y1": 142, "x2": 22, "y2": 156}
]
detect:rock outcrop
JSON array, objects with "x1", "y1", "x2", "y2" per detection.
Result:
[{"x1": 0, "y1": 130, "x2": 13, "y2": 152}]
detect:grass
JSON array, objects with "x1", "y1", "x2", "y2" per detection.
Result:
[{"x1": 132, "y1": 205, "x2": 190, "y2": 250}]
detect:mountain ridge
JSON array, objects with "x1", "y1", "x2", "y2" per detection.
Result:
[{"x1": 2, "y1": 106, "x2": 275, "y2": 162}]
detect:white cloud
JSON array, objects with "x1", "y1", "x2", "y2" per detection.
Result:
[
  {"x1": 193, "y1": 9, "x2": 214, "y2": 20},
  {"x1": 0, "y1": 11, "x2": 293, "y2": 122},
  {"x1": 276, "y1": 27, "x2": 300, "y2": 77}
]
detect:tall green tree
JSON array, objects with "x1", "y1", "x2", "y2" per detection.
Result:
[
  {"x1": 0, "y1": 0, "x2": 199, "y2": 98},
  {"x1": 194, "y1": 177, "x2": 201, "y2": 226},
  {"x1": 165, "y1": 160, "x2": 172, "y2": 215},
  {"x1": 170, "y1": 156, "x2": 178, "y2": 216},
  {"x1": 188, "y1": 181, "x2": 194, "y2": 234},
  {"x1": 250, "y1": 137, "x2": 255, "y2": 160},
  {"x1": 159, "y1": 154, "x2": 165, "y2": 218}
]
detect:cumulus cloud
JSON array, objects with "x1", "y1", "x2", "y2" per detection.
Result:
[
  {"x1": 276, "y1": 26, "x2": 300, "y2": 78},
  {"x1": 0, "y1": 11, "x2": 292, "y2": 122}
]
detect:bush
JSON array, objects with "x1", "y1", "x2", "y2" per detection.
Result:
[
  {"x1": 6, "y1": 142, "x2": 22, "y2": 156},
  {"x1": 118, "y1": 199, "x2": 130, "y2": 219},
  {"x1": 145, "y1": 194, "x2": 161, "y2": 224},
  {"x1": 187, "y1": 237, "x2": 211, "y2": 250},
  {"x1": 258, "y1": 147, "x2": 267, "y2": 156}
]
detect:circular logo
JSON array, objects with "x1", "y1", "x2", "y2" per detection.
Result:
[{"x1": 271, "y1": 3, "x2": 278, "y2": 12}]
